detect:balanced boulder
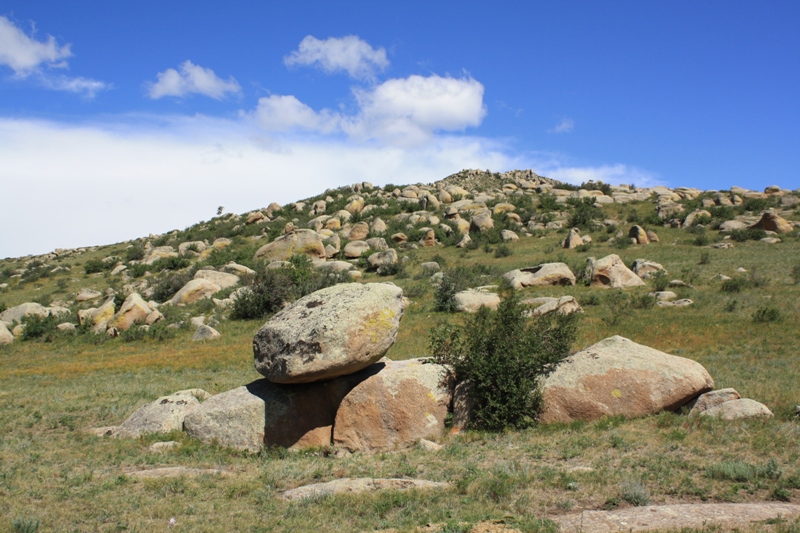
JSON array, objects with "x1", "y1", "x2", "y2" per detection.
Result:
[
  {"x1": 503, "y1": 263, "x2": 576, "y2": 290},
  {"x1": 587, "y1": 255, "x2": 646, "y2": 288},
  {"x1": 333, "y1": 358, "x2": 453, "y2": 453},
  {"x1": 749, "y1": 211, "x2": 794, "y2": 234},
  {"x1": 253, "y1": 283, "x2": 404, "y2": 384},
  {"x1": 539, "y1": 336, "x2": 714, "y2": 424}
]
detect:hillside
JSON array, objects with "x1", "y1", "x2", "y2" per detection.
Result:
[{"x1": 1, "y1": 169, "x2": 800, "y2": 532}]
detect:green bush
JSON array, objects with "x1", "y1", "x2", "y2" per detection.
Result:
[
  {"x1": 125, "y1": 246, "x2": 145, "y2": 262},
  {"x1": 152, "y1": 272, "x2": 193, "y2": 303},
  {"x1": 650, "y1": 270, "x2": 670, "y2": 292},
  {"x1": 721, "y1": 277, "x2": 749, "y2": 293},
  {"x1": 538, "y1": 194, "x2": 560, "y2": 212},
  {"x1": 430, "y1": 293, "x2": 579, "y2": 430},
  {"x1": 20, "y1": 314, "x2": 59, "y2": 342},
  {"x1": 706, "y1": 459, "x2": 782, "y2": 482},
  {"x1": 150, "y1": 256, "x2": 191, "y2": 272},
  {"x1": 434, "y1": 265, "x2": 499, "y2": 312},
  {"x1": 792, "y1": 265, "x2": 800, "y2": 285},
  {"x1": 729, "y1": 228, "x2": 767, "y2": 242},
  {"x1": 83, "y1": 259, "x2": 110, "y2": 274},
  {"x1": 493, "y1": 244, "x2": 512, "y2": 258},
  {"x1": 753, "y1": 306, "x2": 781, "y2": 323},
  {"x1": 566, "y1": 197, "x2": 603, "y2": 231}
]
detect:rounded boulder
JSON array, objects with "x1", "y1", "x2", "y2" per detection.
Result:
[{"x1": 253, "y1": 283, "x2": 404, "y2": 384}]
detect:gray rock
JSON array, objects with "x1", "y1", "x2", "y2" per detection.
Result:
[
  {"x1": 699, "y1": 398, "x2": 773, "y2": 420},
  {"x1": 280, "y1": 478, "x2": 449, "y2": 501},
  {"x1": 75, "y1": 288, "x2": 103, "y2": 302},
  {"x1": 148, "y1": 441, "x2": 181, "y2": 452},
  {"x1": 687, "y1": 388, "x2": 741, "y2": 415},
  {"x1": 367, "y1": 248, "x2": 398, "y2": 270},
  {"x1": 453, "y1": 289, "x2": 501, "y2": 312},
  {"x1": 631, "y1": 259, "x2": 666, "y2": 280},
  {"x1": 194, "y1": 270, "x2": 240, "y2": 290},
  {"x1": 588, "y1": 254, "x2": 646, "y2": 288},
  {"x1": 343, "y1": 240, "x2": 371, "y2": 258},
  {"x1": 0, "y1": 322, "x2": 13, "y2": 345},
  {"x1": 0, "y1": 302, "x2": 50, "y2": 325},
  {"x1": 253, "y1": 283, "x2": 404, "y2": 384},
  {"x1": 503, "y1": 263, "x2": 576, "y2": 290},
  {"x1": 114, "y1": 389, "x2": 210, "y2": 438},
  {"x1": 192, "y1": 325, "x2": 220, "y2": 341}
]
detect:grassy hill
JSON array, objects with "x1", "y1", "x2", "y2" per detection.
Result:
[{"x1": 1, "y1": 170, "x2": 799, "y2": 532}]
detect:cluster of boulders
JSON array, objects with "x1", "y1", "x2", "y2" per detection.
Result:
[{"x1": 97, "y1": 280, "x2": 774, "y2": 454}]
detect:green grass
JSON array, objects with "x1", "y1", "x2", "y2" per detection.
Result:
[{"x1": 1, "y1": 190, "x2": 800, "y2": 531}]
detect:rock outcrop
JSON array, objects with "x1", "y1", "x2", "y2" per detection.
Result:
[
  {"x1": 253, "y1": 229, "x2": 326, "y2": 262},
  {"x1": 539, "y1": 336, "x2": 714, "y2": 423},
  {"x1": 503, "y1": 263, "x2": 576, "y2": 289},
  {"x1": 587, "y1": 255, "x2": 646, "y2": 288},
  {"x1": 114, "y1": 389, "x2": 210, "y2": 438}
]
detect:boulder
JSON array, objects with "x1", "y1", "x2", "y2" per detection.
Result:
[
  {"x1": 719, "y1": 220, "x2": 748, "y2": 232},
  {"x1": 57, "y1": 322, "x2": 76, "y2": 332},
  {"x1": 562, "y1": 228, "x2": 583, "y2": 249},
  {"x1": 193, "y1": 270, "x2": 240, "y2": 290},
  {"x1": 749, "y1": 212, "x2": 794, "y2": 234},
  {"x1": 631, "y1": 259, "x2": 666, "y2": 280},
  {"x1": 455, "y1": 234, "x2": 472, "y2": 248},
  {"x1": 108, "y1": 293, "x2": 151, "y2": 331},
  {"x1": 192, "y1": 325, "x2": 221, "y2": 341},
  {"x1": 503, "y1": 263, "x2": 576, "y2": 290},
  {"x1": 280, "y1": 478, "x2": 449, "y2": 501},
  {"x1": 184, "y1": 373, "x2": 370, "y2": 451},
  {"x1": 343, "y1": 240, "x2": 371, "y2": 258},
  {"x1": 178, "y1": 241, "x2": 207, "y2": 255},
  {"x1": 114, "y1": 389, "x2": 210, "y2": 439},
  {"x1": 76, "y1": 288, "x2": 103, "y2": 302},
  {"x1": 333, "y1": 358, "x2": 453, "y2": 453},
  {"x1": 0, "y1": 323, "x2": 13, "y2": 345},
  {"x1": 365, "y1": 237, "x2": 389, "y2": 251},
  {"x1": 629, "y1": 225, "x2": 650, "y2": 245},
  {"x1": 83, "y1": 296, "x2": 117, "y2": 331},
  {"x1": 421, "y1": 229, "x2": 437, "y2": 247},
  {"x1": 682, "y1": 209, "x2": 712, "y2": 228},
  {"x1": 646, "y1": 229, "x2": 660, "y2": 243},
  {"x1": 169, "y1": 279, "x2": 221, "y2": 305},
  {"x1": 253, "y1": 229, "x2": 326, "y2": 262},
  {"x1": 699, "y1": 398, "x2": 773, "y2": 420},
  {"x1": 371, "y1": 218, "x2": 387, "y2": 234},
  {"x1": 657, "y1": 298, "x2": 694, "y2": 308},
  {"x1": 143, "y1": 246, "x2": 178, "y2": 265},
  {"x1": 687, "y1": 388, "x2": 741, "y2": 416},
  {"x1": 501, "y1": 229, "x2": 519, "y2": 242},
  {"x1": 470, "y1": 211, "x2": 494, "y2": 232},
  {"x1": 588, "y1": 255, "x2": 646, "y2": 288},
  {"x1": 253, "y1": 283, "x2": 404, "y2": 384},
  {"x1": 367, "y1": 249, "x2": 398, "y2": 270},
  {"x1": 539, "y1": 336, "x2": 714, "y2": 424},
  {"x1": 348, "y1": 222, "x2": 370, "y2": 241},
  {"x1": 524, "y1": 296, "x2": 582, "y2": 317},
  {"x1": 222, "y1": 262, "x2": 255, "y2": 276},
  {"x1": 454, "y1": 289, "x2": 501, "y2": 312},
  {"x1": 344, "y1": 196, "x2": 365, "y2": 214},
  {"x1": 0, "y1": 302, "x2": 50, "y2": 325}
]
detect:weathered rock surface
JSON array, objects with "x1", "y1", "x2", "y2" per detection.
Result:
[
  {"x1": 0, "y1": 302, "x2": 50, "y2": 325},
  {"x1": 169, "y1": 278, "x2": 221, "y2": 305},
  {"x1": 125, "y1": 466, "x2": 229, "y2": 479},
  {"x1": 687, "y1": 388, "x2": 741, "y2": 415},
  {"x1": 0, "y1": 323, "x2": 13, "y2": 345},
  {"x1": 523, "y1": 296, "x2": 582, "y2": 317},
  {"x1": 454, "y1": 289, "x2": 501, "y2": 312},
  {"x1": 562, "y1": 228, "x2": 583, "y2": 249},
  {"x1": 114, "y1": 389, "x2": 210, "y2": 438},
  {"x1": 253, "y1": 283, "x2": 404, "y2": 384},
  {"x1": 367, "y1": 248, "x2": 398, "y2": 270},
  {"x1": 108, "y1": 293, "x2": 151, "y2": 331},
  {"x1": 503, "y1": 263, "x2": 576, "y2": 290},
  {"x1": 333, "y1": 358, "x2": 453, "y2": 453},
  {"x1": 628, "y1": 225, "x2": 650, "y2": 244},
  {"x1": 588, "y1": 254, "x2": 646, "y2": 288},
  {"x1": 253, "y1": 229, "x2": 326, "y2": 262},
  {"x1": 343, "y1": 240, "x2": 371, "y2": 258},
  {"x1": 194, "y1": 270, "x2": 240, "y2": 290},
  {"x1": 192, "y1": 324, "x2": 221, "y2": 341},
  {"x1": 699, "y1": 398, "x2": 773, "y2": 420},
  {"x1": 76, "y1": 288, "x2": 103, "y2": 302},
  {"x1": 280, "y1": 478, "x2": 449, "y2": 501},
  {"x1": 184, "y1": 373, "x2": 371, "y2": 451},
  {"x1": 631, "y1": 259, "x2": 665, "y2": 280},
  {"x1": 539, "y1": 336, "x2": 714, "y2": 424},
  {"x1": 553, "y1": 503, "x2": 800, "y2": 533},
  {"x1": 749, "y1": 211, "x2": 794, "y2": 234}
]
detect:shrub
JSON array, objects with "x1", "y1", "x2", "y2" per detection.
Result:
[
  {"x1": 650, "y1": 270, "x2": 670, "y2": 292},
  {"x1": 433, "y1": 265, "x2": 499, "y2": 312},
  {"x1": 721, "y1": 277, "x2": 749, "y2": 293},
  {"x1": 631, "y1": 294, "x2": 656, "y2": 310},
  {"x1": 430, "y1": 293, "x2": 579, "y2": 430},
  {"x1": 580, "y1": 294, "x2": 601, "y2": 306},
  {"x1": 753, "y1": 306, "x2": 781, "y2": 323},
  {"x1": 125, "y1": 246, "x2": 145, "y2": 262},
  {"x1": 729, "y1": 228, "x2": 767, "y2": 242},
  {"x1": 152, "y1": 272, "x2": 193, "y2": 303},
  {"x1": 377, "y1": 262, "x2": 406, "y2": 277},
  {"x1": 20, "y1": 314, "x2": 59, "y2": 342},
  {"x1": 620, "y1": 479, "x2": 651, "y2": 507},
  {"x1": 792, "y1": 265, "x2": 800, "y2": 285},
  {"x1": 693, "y1": 234, "x2": 710, "y2": 246},
  {"x1": 150, "y1": 256, "x2": 191, "y2": 272},
  {"x1": 493, "y1": 244, "x2": 512, "y2": 258},
  {"x1": 699, "y1": 251, "x2": 711, "y2": 265},
  {"x1": 603, "y1": 291, "x2": 630, "y2": 326},
  {"x1": 83, "y1": 259, "x2": 109, "y2": 274},
  {"x1": 538, "y1": 194, "x2": 560, "y2": 212},
  {"x1": 706, "y1": 459, "x2": 782, "y2": 482},
  {"x1": 567, "y1": 197, "x2": 603, "y2": 231}
]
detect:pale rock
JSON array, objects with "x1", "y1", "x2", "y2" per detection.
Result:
[
  {"x1": 588, "y1": 255, "x2": 646, "y2": 288},
  {"x1": 503, "y1": 263, "x2": 576, "y2": 290},
  {"x1": 562, "y1": 228, "x2": 583, "y2": 249},
  {"x1": 470, "y1": 211, "x2": 494, "y2": 232},
  {"x1": 0, "y1": 302, "x2": 50, "y2": 325},
  {"x1": 540, "y1": 336, "x2": 714, "y2": 423},
  {"x1": 178, "y1": 241, "x2": 207, "y2": 255},
  {"x1": 222, "y1": 262, "x2": 255, "y2": 276},
  {"x1": 501, "y1": 229, "x2": 519, "y2": 242},
  {"x1": 454, "y1": 289, "x2": 501, "y2": 312},
  {"x1": 192, "y1": 325, "x2": 221, "y2": 341},
  {"x1": 750, "y1": 211, "x2": 793, "y2": 234},
  {"x1": 455, "y1": 234, "x2": 472, "y2": 248},
  {"x1": 280, "y1": 478, "x2": 448, "y2": 501},
  {"x1": 148, "y1": 441, "x2": 181, "y2": 452},
  {"x1": 719, "y1": 220, "x2": 748, "y2": 232},
  {"x1": 108, "y1": 293, "x2": 151, "y2": 331},
  {"x1": 687, "y1": 388, "x2": 741, "y2": 415},
  {"x1": 649, "y1": 291, "x2": 677, "y2": 301},
  {"x1": 629, "y1": 225, "x2": 650, "y2": 245},
  {"x1": 699, "y1": 398, "x2": 773, "y2": 420},
  {"x1": 349, "y1": 221, "x2": 370, "y2": 241},
  {"x1": 631, "y1": 259, "x2": 666, "y2": 280},
  {"x1": 145, "y1": 310, "x2": 164, "y2": 325},
  {"x1": 193, "y1": 270, "x2": 240, "y2": 290},
  {"x1": 114, "y1": 389, "x2": 210, "y2": 438},
  {"x1": 656, "y1": 299, "x2": 694, "y2": 308},
  {"x1": 343, "y1": 240, "x2": 371, "y2": 258},
  {"x1": 253, "y1": 283, "x2": 404, "y2": 384},
  {"x1": 367, "y1": 249, "x2": 398, "y2": 270},
  {"x1": 524, "y1": 296, "x2": 582, "y2": 317},
  {"x1": 0, "y1": 323, "x2": 13, "y2": 345},
  {"x1": 333, "y1": 358, "x2": 453, "y2": 453},
  {"x1": 253, "y1": 229, "x2": 326, "y2": 262},
  {"x1": 169, "y1": 279, "x2": 221, "y2": 305},
  {"x1": 682, "y1": 209, "x2": 712, "y2": 228},
  {"x1": 76, "y1": 288, "x2": 103, "y2": 302},
  {"x1": 365, "y1": 237, "x2": 389, "y2": 251},
  {"x1": 56, "y1": 322, "x2": 76, "y2": 332}
]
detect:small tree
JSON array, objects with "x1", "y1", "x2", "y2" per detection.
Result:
[{"x1": 430, "y1": 293, "x2": 579, "y2": 430}]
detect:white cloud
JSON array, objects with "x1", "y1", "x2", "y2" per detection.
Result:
[
  {"x1": 251, "y1": 75, "x2": 486, "y2": 146},
  {"x1": 284, "y1": 35, "x2": 389, "y2": 80},
  {"x1": 147, "y1": 60, "x2": 241, "y2": 100},
  {"x1": 0, "y1": 16, "x2": 71, "y2": 76},
  {"x1": 538, "y1": 162, "x2": 661, "y2": 188},
  {"x1": 549, "y1": 117, "x2": 574, "y2": 133},
  {"x1": 0, "y1": 116, "x2": 513, "y2": 258},
  {"x1": 0, "y1": 16, "x2": 108, "y2": 97}
]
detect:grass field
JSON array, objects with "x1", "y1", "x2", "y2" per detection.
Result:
[{"x1": 1, "y1": 201, "x2": 800, "y2": 532}]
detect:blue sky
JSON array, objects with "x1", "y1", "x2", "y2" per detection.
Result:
[{"x1": 1, "y1": 1, "x2": 798, "y2": 257}]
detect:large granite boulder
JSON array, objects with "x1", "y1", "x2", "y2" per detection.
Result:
[
  {"x1": 629, "y1": 225, "x2": 650, "y2": 245},
  {"x1": 253, "y1": 283, "x2": 404, "y2": 384},
  {"x1": 333, "y1": 358, "x2": 453, "y2": 453},
  {"x1": 0, "y1": 322, "x2": 13, "y2": 345},
  {"x1": 343, "y1": 240, "x2": 371, "y2": 258},
  {"x1": 253, "y1": 229, "x2": 326, "y2": 262},
  {"x1": 749, "y1": 211, "x2": 794, "y2": 234},
  {"x1": 562, "y1": 228, "x2": 583, "y2": 249},
  {"x1": 169, "y1": 279, "x2": 221, "y2": 305},
  {"x1": 539, "y1": 336, "x2": 714, "y2": 424},
  {"x1": 108, "y1": 293, "x2": 151, "y2": 331},
  {"x1": 184, "y1": 372, "x2": 372, "y2": 451},
  {"x1": 0, "y1": 302, "x2": 50, "y2": 325},
  {"x1": 503, "y1": 263, "x2": 576, "y2": 290},
  {"x1": 194, "y1": 270, "x2": 240, "y2": 290},
  {"x1": 453, "y1": 289, "x2": 501, "y2": 312},
  {"x1": 114, "y1": 389, "x2": 211, "y2": 438},
  {"x1": 587, "y1": 255, "x2": 646, "y2": 288},
  {"x1": 631, "y1": 259, "x2": 666, "y2": 280},
  {"x1": 523, "y1": 296, "x2": 582, "y2": 317}
]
